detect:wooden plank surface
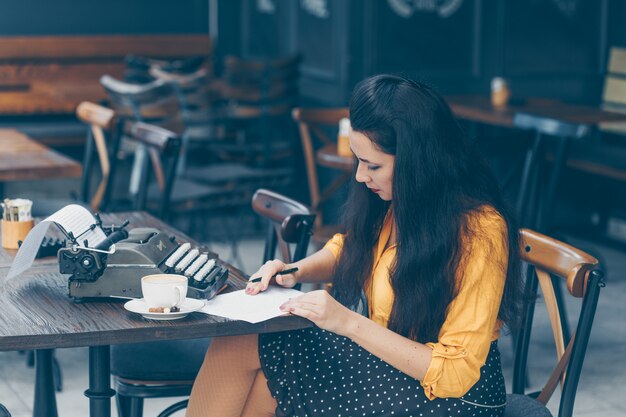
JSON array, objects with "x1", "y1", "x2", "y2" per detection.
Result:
[
  {"x1": 0, "y1": 35, "x2": 212, "y2": 60},
  {"x1": 0, "y1": 211, "x2": 311, "y2": 351},
  {"x1": 0, "y1": 129, "x2": 82, "y2": 181}
]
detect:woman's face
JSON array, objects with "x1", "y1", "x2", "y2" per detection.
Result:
[{"x1": 350, "y1": 131, "x2": 395, "y2": 201}]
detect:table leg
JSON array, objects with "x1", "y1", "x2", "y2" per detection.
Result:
[
  {"x1": 84, "y1": 345, "x2": 115, "y2": 417},
  {"x1": 33, "y1": 349, "x2": 58, "y2": 417}
]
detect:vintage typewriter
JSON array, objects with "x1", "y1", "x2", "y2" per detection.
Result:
[{"x1": 57, "y1": 216, "x2": 229, "y2": 301}]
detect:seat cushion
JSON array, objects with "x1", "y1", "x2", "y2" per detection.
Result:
[
  {"x1": 111, "y1": 338, "x2": 211, "y2": 381},
  {"x1": 504, "y1": 394, "x2": 553, "y2": 417}
]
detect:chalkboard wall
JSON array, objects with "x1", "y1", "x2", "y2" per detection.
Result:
[
  {"x1": 0, "y1": 0, "x2": 209, "y2": 35},
  {"x1": 225, "y1": 0, "x2": 626, "y2": 106}
]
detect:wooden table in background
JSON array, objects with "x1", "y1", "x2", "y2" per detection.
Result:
[
  {"x1": 446, "y1": 95, "x2": 626, "y2": 127},
  {"x1": 0, "y1": 129, "x2": 82, "y2": 197},
  {"x1": 0, "y1": 211, "x2": 311, "y2": 417}
]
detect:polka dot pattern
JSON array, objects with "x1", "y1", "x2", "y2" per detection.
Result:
[{"x1": 259, "y1": 328, "x2": 506, "y2": 417}]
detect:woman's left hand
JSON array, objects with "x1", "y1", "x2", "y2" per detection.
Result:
[{"x1": 279, "y1": 290, "x2": 355, "y2": 335}]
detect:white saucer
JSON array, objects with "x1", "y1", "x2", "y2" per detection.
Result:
[{"x1": 124, "y1": 298, "x2": 205, "y2": 321}]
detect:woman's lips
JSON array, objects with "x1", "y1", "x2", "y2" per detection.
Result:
[{"x1": 370, "y1": 188, "x2": 380, "y2": 193}]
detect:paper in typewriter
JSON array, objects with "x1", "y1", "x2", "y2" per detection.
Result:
[
  {"x1": 3, "y1": 204, "x2": 107, "y2": 282},
  {"x1": 200, "y1": 286, "x2": 304, "y2": 323}
]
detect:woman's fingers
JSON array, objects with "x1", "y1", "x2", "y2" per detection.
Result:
[
  {"x1": 280, "y1": 302, "x2": 320, "y2": 321},
  {"x1": 275, "y1": 273, "x2": 297, "y2": 288},
  {"x1": 246, "y1": 260, "x2": 285, "y2": 295}
]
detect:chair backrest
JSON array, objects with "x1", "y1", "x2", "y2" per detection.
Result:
[
  {"x1": 149, "y1": 66, "x2": 222, "y2": 124},
  {"x1": 100, "y1": 75, "x2": 183, "y2": 130},
  {"x1": 121, "y1": 120, "x2": 182, "y2": 218},
  {"x1": 514, "y1": 228, "x2": 604, "y2": 417},
  {"x1": 512, "y1": 113, "x2": 590, "y2": 230},
  {"x1": 251, "y1": 188, "x2": 315, "y2": 264},
  {"x1": 513, "y1": 113, "x2": 590, "y2": 139},
  {"x1": 218, "y1": 54, "x2": 301, "y2": 166},
  {"x1": 75, "y1": 101, "x2": 118, "y2": 211},
  {"x1": 292, "y1": 107, "x2": 350, "y2": 226},
  {"x1": 600, "y1": 46, "x2": 626, "y2": 134},
  {"x1": 124, "y1": 53, "x2": 209, "y2": 84}
]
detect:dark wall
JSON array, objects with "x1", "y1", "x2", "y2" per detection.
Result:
[
  {"x1": 227, "y1": 0, "x2": 626, "y2": 106},
  {"x1": 0, "y1": 0, "x2": 209, "y2": 35}
]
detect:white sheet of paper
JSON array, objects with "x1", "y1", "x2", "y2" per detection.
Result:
[
  {"x1": 4, "y1": 204, "x2": 107, "y2": 282},
  {"x1": 200, "y1": 286, "x2": 304, "y2": 323}
]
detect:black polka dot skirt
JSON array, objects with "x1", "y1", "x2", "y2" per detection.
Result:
[{"x1": 259, "y1": 327, "x2": 506, "y2": 417}]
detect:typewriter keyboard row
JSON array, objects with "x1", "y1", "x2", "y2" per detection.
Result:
[{"x1": 162, "y1": 243, "x2": 228, "y2": 292}]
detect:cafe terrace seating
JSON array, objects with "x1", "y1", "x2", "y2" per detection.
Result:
[
  {"x1": 110, "y1": 188, "x2": 315, "y2": 417},
  {"x1": 506, "y1": 229, "x2": 604, "y2": 417}
]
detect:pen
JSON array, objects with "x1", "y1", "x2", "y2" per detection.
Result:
[{"x1": 249, "y1": 267, "x2": 299, "y2": 283}]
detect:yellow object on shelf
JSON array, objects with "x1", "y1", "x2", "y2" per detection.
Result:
[
  {"x1": 2, "y1": 219, "x2": 34, "y2": 250},
  {"x1": 337, "y1": 117, "x2": 353, "y2": 157}
]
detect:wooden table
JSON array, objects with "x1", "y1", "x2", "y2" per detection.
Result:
[
  {"x1": 0, "y1": 129, "x2": 82, "y2": 197},
  {"x1": 446, "y1": 95, "x2": 626, "y2": 127},
  {"x1": 317, "y1": 143, "x2": 354, "y2": 172},
  {"x1": 0, "y1": 211, "x2": 311, "y2": 417}
]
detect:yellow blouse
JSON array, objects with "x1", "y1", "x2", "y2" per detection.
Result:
[{"x1": 323, "y1": 206, "x2": 508, "y2": 400}]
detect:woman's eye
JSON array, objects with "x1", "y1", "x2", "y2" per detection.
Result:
[{"x1": 368, "y1": 165, "x2": 380, "y2": 171}]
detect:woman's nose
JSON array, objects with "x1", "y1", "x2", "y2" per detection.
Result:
[{"x1": 355, "y1": 163, "x2": 370, "y2": 183}]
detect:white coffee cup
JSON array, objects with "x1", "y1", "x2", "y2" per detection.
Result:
[{"x1": 141, "y1": 274, "x2": 188, "y2": 308}]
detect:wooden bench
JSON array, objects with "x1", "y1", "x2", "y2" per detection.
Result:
[{"x1": 0, "y1": 35, "x2": 211, "y2": 146}]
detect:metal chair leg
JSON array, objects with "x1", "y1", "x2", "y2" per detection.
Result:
[
  {"x1": 116, "y1": 393, "x2": 132, "y2": 417},
  {"x1": 130, "y1": 397, "x2": 144, "y2": 417}
]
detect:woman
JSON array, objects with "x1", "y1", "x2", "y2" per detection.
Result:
[{"x1": 186, "y1": 74, "x2": 522, "y2": 417}]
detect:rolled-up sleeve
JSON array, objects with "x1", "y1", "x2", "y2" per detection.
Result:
[
  {"x1": 323, "y1": 233, "x2": 344, "y2": 260},
  {"x1": 420, "y1": 209, "x2": 509, "y2": 400}
]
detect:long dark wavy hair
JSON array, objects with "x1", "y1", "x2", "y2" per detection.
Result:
[{"x1": 332, "y1": 74, "x2": 522, "y2": 343}]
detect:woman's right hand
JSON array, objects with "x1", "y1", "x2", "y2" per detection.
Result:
[{"x1": 245, "y1": 259, "x2": 298, "y2": 295}]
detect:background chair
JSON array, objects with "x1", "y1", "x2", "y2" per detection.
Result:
[
  {"x1": 292, "y1": 107, "x2": 350, "y2": 247},
  {"x1": 200, "y1": 54, "x2": 301, "y2": 168},
  {"x1": 124, "y1": 54, "x2": 210, "y2": 84},
  {"x1": 505, "y1": 229, "x2": 604, "y2": 417},
  {"x1": 111, "y1": 188, "x2": 315, "y2": 417},
  {"x1": 30, "y1": 102, "x2": 119, "y2": 217},
  {"x1": 115, "y1": 120, "x2": 233, "y2": 225},
  {"x1": 512, "y1": 113, "x2": 590, "y2": 232}
]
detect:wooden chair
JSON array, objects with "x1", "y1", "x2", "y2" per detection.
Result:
[
  {"x1": 292, "y1": 107, "x2": 350, "y2": 246},
  {"x1": 30, "y1": 102, "x2": 119, "y2": 217},
  {"x1": 111, "y1": 190, "x2": 315, "y2": 417},
  {"x1": 505, "y1": 229, "x2": 604, "y2": 417}
]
